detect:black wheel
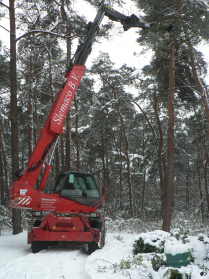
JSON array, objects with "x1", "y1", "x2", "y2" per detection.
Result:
[
  {"x1": 33, "y1": 219, "x2": 42, "y2": 227},
  {"x1": 100, "y1": 224, "x2": 106, "y2": 248},
  {"x1": 89, "y1": 219, "x2": 105, "y2": 249},
  {"x1": 90, "y1": 221, "x2": 102, "y2": 230},
  {"x1": 87, "y1": 241, "x2": 99, "y2": 255},
  {"x1": 31, "y1": 241, "x2": 44, "y2": 253}
]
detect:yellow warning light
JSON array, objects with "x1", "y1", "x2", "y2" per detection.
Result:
[
  {"x1": 53, "y1": 226, "x2": 56, "y2": 229},
  {"x1": 73, "y1": 227, "x2": 76, "y2": 230}
]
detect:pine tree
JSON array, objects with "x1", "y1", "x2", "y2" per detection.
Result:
[{"x1": 135, "y1": 0, "x2": 209, "y2": 230}]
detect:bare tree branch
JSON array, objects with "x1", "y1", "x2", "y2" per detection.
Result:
[
  {"x1": 16, "y1": 30, "x2": 76, "y2": 42},
  {"x1": 0, "y1": 24, "x2": 10, "y2": 33},
  {"x1": 0, "y1": 2, "x2": 9, "y2": 9},
  {"x1": 54, "y1": 0, "x2": 62, "y2": 7}
]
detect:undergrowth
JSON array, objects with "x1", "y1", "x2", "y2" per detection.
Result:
[
  {"x1": 133, "y1": 237, "x2": 164, "y2": 255},
  {"x1": 163, "y1": 269, "x2": 191, "y2": 279}
]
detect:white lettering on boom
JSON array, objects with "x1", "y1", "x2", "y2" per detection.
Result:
[{"x1": 53, "y1": 72, "x2": 78, "y2": 125}]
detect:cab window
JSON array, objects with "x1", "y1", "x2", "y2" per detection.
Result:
[
  {"x1": 53, "y1": 174, "x2": 65, "y2": 193},
  {"x1": 62, "y1": 173, "x2": 99, "y2": 197}
]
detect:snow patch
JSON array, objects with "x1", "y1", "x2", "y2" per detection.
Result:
[{"x1": 1, "y1": 229, "x2": 209, "y2": 278}]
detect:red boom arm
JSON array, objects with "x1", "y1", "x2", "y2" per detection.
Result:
[
  {"x1": 8, "y1": 65, "x2": 98, "y2": 213},
  {"x1": 25, "y1": 65, "x2": 85, "y2": 188}
]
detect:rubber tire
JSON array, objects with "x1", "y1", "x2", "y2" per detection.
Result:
[
  {"x1": 31, "y1": 241, "x2": 44, "y2": 253},
  {"x1": 99, "y1": 219, "x2": 105, "y2": 248},
  {"x1": 33, "y1": 219, "x2": 42, "y2": 227},
  {"x1": 100, "y1": 226, "x2": 106, "y2": 248},
  {"x1": 87, "y1": 241, "x2": 99, "y2": 255},
  {"x1": 90, "y1": 221, "x2": 102, "y2": 230}
]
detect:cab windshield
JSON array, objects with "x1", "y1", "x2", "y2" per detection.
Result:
[{"x1": 54, "y1": 173, "x2": 99, "y2": 198}]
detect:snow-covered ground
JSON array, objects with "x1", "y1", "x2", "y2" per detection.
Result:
[{"x1": 1, "y1": 228, "x2": 209, "y2": 279}]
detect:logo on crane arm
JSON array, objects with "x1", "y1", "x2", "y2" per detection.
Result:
[
  {"x1": 53, "y1": 80, "x2": 77, "y2": 124},
  {"x1": 50, "y1": 65, "x2": 86, "y2": 134}
]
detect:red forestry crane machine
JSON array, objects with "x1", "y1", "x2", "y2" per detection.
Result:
[{"x1": 8, "y1": 1, "x2": 151, "y2": 253}]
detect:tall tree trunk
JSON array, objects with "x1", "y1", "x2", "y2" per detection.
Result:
[
  {"x1": 60, "y1": 134, "x2": 64, "y2": 170},
  {"x1": 119, "y1": 128, "x2": 123, "y2": 208},
  {"x1": 142, "y1": 125, "x2": 146, "y2": 212},
  {"x1": 34, "y1": 92, "x2": 40, "y2": 189},
  {"x1": 162, "y1": 33, "x2": 175, "y2": 232},
  {"x1": 10, "y1": 0, "x2": 21, "y2": 234},
  {"x1": 28, "y1": 40, "x2": 34, "y2": 157},
  {"x1": 101, "y1": 129, "x2": 106, "y2": 181},
  {"x1": 34, "y1": 93, "x2": 39, "y2": 138},
  {"x1": 113, "y1": 129, "x2": 123, "y2": 208},
  {"x1": 48, "y1": 50, "x2": 54, "y2": 103},
  {"x1": 194, "y1": 130, "x2": 204, "y2": 221},
  {"x1": 65, "y1": 111, "x2": 71, "y2": 171},
  {"x1": 74, "y1": 96, "x2": 80, "y2": 170},
  {"x1": 185, "y1": 154, "x2": 189, "y2": 206},
  {"x1": 162, "y1": 0, "x2": 181, "y2": 233},
  {"x1": 0, "y1": 117, "x2": 8, "y2": 199},
  {"x1": 55, "y1": 143, "x2": 60, "y2": 174},
  {"x1": 105, "y1": 128, "x2": 111, "y2": 197},
  {"x1": 28, "y1": 15, "x2": 39, "y2": 157},
  {"x1": 0, "y1": 153, "x2": 4, "y2": 204},
  {"x1": 153, "y1": 93, "x2": 166, "y2": 212},
  {"x1": 119, "y1": 114, "x2": 133, "y2": 217},
  {"x1": 201, "y1": 123, "x2": 209, "y2": 210},
  {"x1": 197, "y1": 161, "x2": 204, "y2": 222}
]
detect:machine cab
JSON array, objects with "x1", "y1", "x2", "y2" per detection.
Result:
[{"x1": 53, "y1": 172, "x2": 102, "y2": 208}]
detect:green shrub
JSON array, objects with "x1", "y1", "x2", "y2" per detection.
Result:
[
  {"x1": 188, "y1": 251, "x2": 195, "y2": 263},
  {"x1": 163, "y1": 269, "x2": 191, "y2": 279},
  {"x1": 151, "y1": 254, "x2": 165, "y2": 271},
  {"x1": 198, "y1": 235, "x2": 204, "y2": 242},
  {"x1": 171, "y1": 228, "x2": 189, "y2": 244},
  {"x1": 163, "y1": 269, "x2": 183, "y2": 279},
  {"x1": 133, "y1": 237, "x2": 164, "y2": 255}
]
